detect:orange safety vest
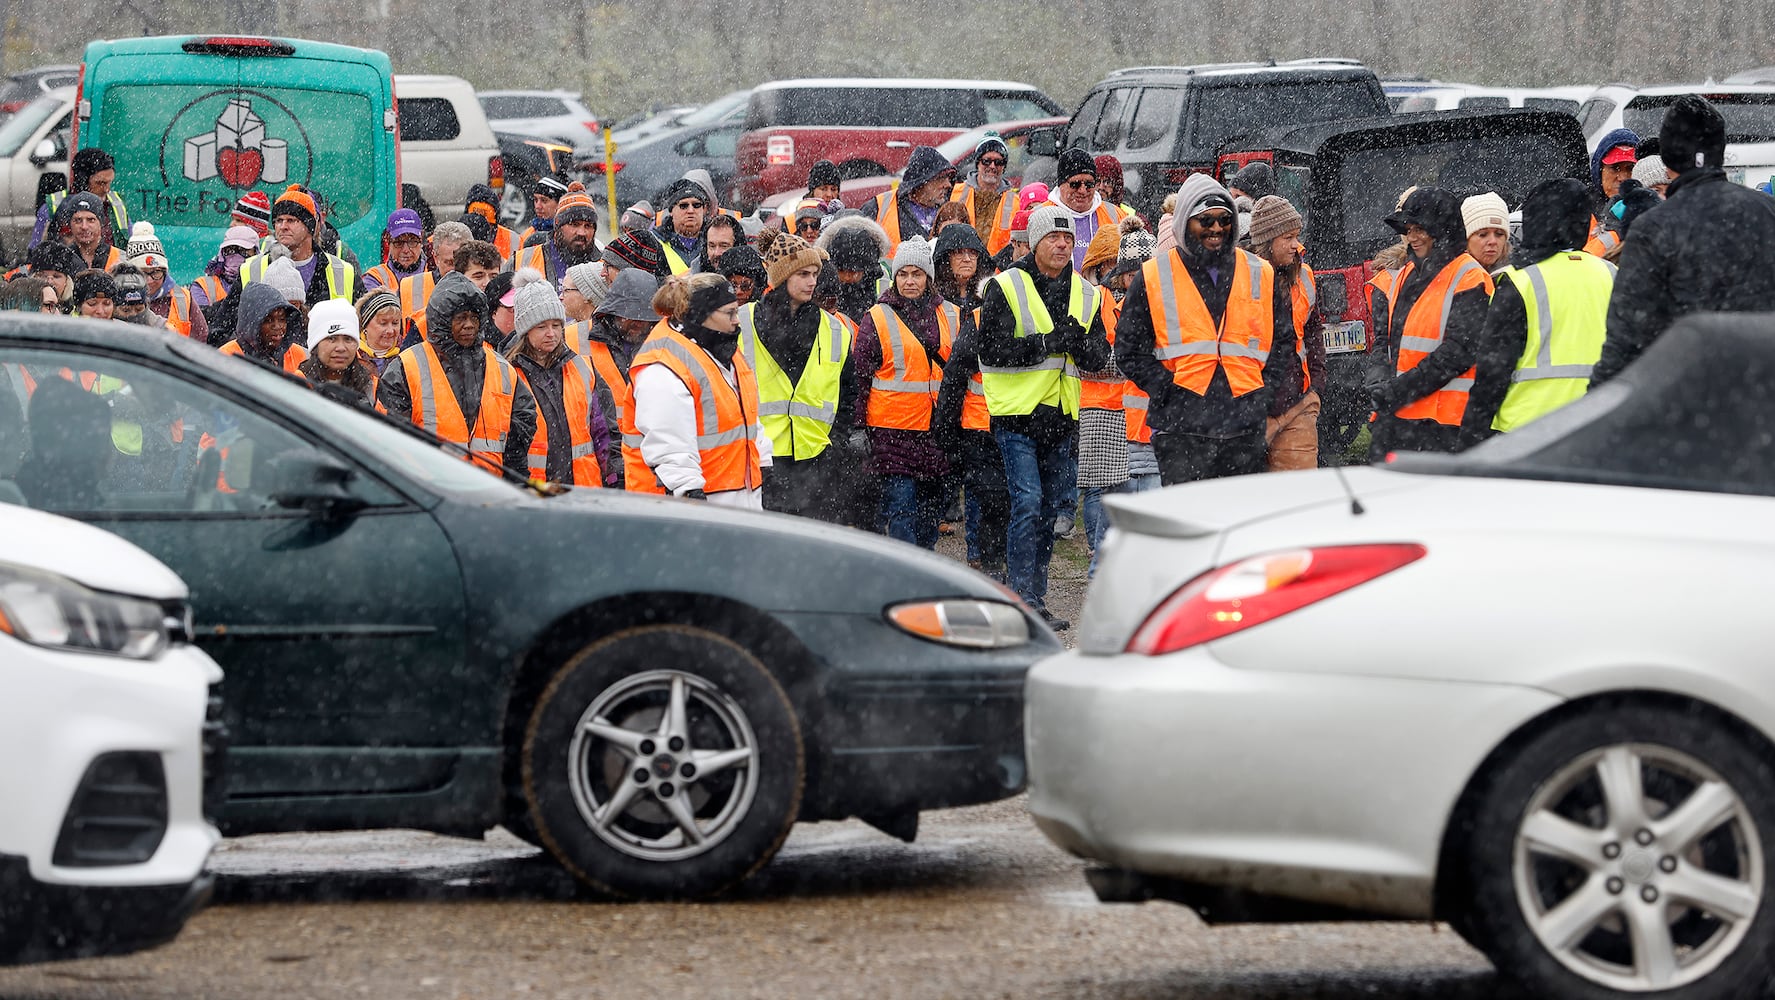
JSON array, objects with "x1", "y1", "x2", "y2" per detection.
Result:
[
  {"x1": 219, "y1": 339, "x2": 308, "y2": 374},
  {"x1": 1292, "y1": 263, "x2": 1317, "y2": 393},
  {"x1": 397, "y1": 340, "x2": 518, "y2": 475},
  {"x1": 190, "y1": 274, "x2": 229, "y2": 309},
  {"x1": 873, "y1": 190, "x2": 905, "y2": 254},
  {"x1": 494, "y1": 226, "x2": 517, "y2": 262},
  {"x1": 1583, "y1": 229, "x2": 1621, "y2": 257},
  {"x1": 959, "y1": 306, "x2": 990, "y2": 433},
  {"x1": 1080, "y1": 290, "x2": 1126, "y2": 411},
  {"x1": 365, "y1": 263, "x2": 413, "y2": 291},
  {"x1": 1383, "y1": 254, "x2": 1494, "y2": 427},
  {"x1": 16, "y1": 365, "x2": 99, "y2": 397},
  {"x1": 513, "y1": 244, "x2": 556, "y2": 284},
  {"x1": 1140, "y1": 247, "x2": 1275, "y2": 397},
  {"x1": 950, "y1": 182, "x2": 1020, "y2": 255},
  {"x1": 620, "y1": 321, "x2": 762, "y2": 495},
  {"x1": 77, "y1": 246, "x2": 123, "y2": 271},
  {"x1": 399, "y1": 271, "x2": 437, "y2": 325},
  {"x1": 518, "y1": 355, "x2": 603, "y2": 486},
  {"x1": 865, "y1": 302, "x2": 957, "y2": 430},
  {"x1": 159, "y1": 284, "x2": 197, "y2": 339},
  {"x1": 583, "y1": 337, "x2": 632, "y2": 418}
]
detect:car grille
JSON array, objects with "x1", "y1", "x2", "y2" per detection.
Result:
[
  {"x1": 201, "y1": 686, "x2": 229, "y2": 824},
  {"x1": 53, "y1": 753, "x2": 168, "y2": 867}
]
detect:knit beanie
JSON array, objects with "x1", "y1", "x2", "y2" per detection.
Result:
[
  {"x1": 717, "y1": 245, "x2": 769, "y2": 287},
  {"x1": 565, "y1": 261, "x2": 609, "y2": 309},
  {"x1": 125, "y1": 222, "x2": 168, "y2": 270},
  {"x1": 807, "y1": 159, "x2": 842, "y2": 192},
  {"x1": 534, "y1": 174, "x2": 570, "y2": 200},
  {"x1": 619, "y1": 201, "x2": 654, "y2": 233},
  {"x1": 234, "y1": 191, "x2": 273, "y2": 235},
  {"x1": 263, "y1": 257, "x2": 306, "y2": 303},
  {"x1": 1057, "y1": 148, "x2": 1096, "y2": 182},
  {"x1": 1248, "y1": 195, "x2": 1304, "y2": 247},
  {"x1": 757, "y1": 227, "x2": 827, "y2": 288},
  {"x1": 357, "y1": 289, "x2": 400, "y2": 329},
  {"x1": 1010, "y1": 209, "x2": 1031, "y2": 242},
  {"x1": 306, "y1": 299, "x2": 360, "y2": 350},
  {"x1": 27, "y1": 240, "x2": 82, "y2": 278},
  {"x1": 603, "y1": 231, "x2": 661, "y2": 273},
  {"x1": 1633, "y1": 155, "x2": 1669, "y2": 188},
  {"x1": 221, "y1": 225, "x2": 260, "y2": 253},
  {"x1": 273, "y1": 185, "x2": 318, "y2": 234},
  {"x1": 512, "y1": 267, "x2": 567, "y2": 337},
  {"x1": 975, "y1": 134, "x2": 1009, "y2": 159},
  {"x1": 891, "y1": 236, "x2": 935, "y2": 280},
  {"x1": 1018, "y1": 185, "x2": 1049, "y2": 213},
  {"x1": 554, "y1": 182, "x2": 599, "y2": 227},
  {"x1": 1108, "y1": 217, "x2": 1157, "y2": 277},
  {"x1": 1024, "y1": 205, "x2": 1074, "y2": 248},
  {"x1": 1094, "y1": 154, "x2": 1124, "y2": 194},
  {"x1": 1661, "y1": 95, "x2": 1727, "y2": 175},
  {"x1": 1080, "y1": 219, "x2": 1124, "y2": 273},
  {"x1": 1461, "y1": 192, "x2": 1510, "y2": 237},
  {"x1": 71, "y1": 270, "x2": 117, "y2": 309}
]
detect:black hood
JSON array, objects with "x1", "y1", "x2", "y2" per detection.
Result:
[
  {"x1": 425, "y1": 271, "x2": 490, "y2": 349},
  {"x1": 1513, "y1": 178, "x2": 1593, "y2": 267},
  {"x1": 933, "y1": 219, "x2": 988, "y2": 264},
  {"x1": 1384, "y1": 187, "x2": 1466, "y2": 244},
  {"x1": 901, "y1": 146, "x2": 957, "y2": 193},
  {"x1": 233, "y1": 281, "x2": 300, "y2": 361}
]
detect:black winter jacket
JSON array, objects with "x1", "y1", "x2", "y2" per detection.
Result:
[{"x1": 976, "y1": 256, "x2": 1111, "y2": 438}]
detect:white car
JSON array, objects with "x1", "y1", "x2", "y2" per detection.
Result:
[
  {"x1": 1397, "y1": 84, "x2": 1592, "y2": 116},
  {"x1": 478, "y1": 89, "x2": 600, "y2": 150},
  {"x1": 1027, "y1": 315, "x2": 1775, "y2": 999},
  {"x1": 0, "y1": 501, "x2": 221, "y2": 964},
  {"x1": 1580, "y1": 83, "x2": 1775, "y2": 189}
]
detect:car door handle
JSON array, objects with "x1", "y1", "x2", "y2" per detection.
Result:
[{"x1": 885, "y1": 141, "x2": 911, "y2": 149}]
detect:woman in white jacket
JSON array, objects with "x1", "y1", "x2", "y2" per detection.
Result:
[{"x1": 623, "y1": 272, "x2": 771, "y2": 509}]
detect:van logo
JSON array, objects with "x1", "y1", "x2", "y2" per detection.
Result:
[{"x1": 183, "y1": 98, "x2": 287, "y2": 188}]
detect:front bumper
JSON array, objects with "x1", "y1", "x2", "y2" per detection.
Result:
[
  {"x1": 0, "y1": 853, "x2": 211, "y2": 965},
  {"x1": 1024, "y1": 647, "x2": 1561, "y2": 918}
]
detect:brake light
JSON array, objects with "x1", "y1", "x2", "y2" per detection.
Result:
[
  {"x1": 488, "y1": 154, "x2": 504, "y2": 189},
  {"x1": 583, "y1": 119, "x2": 599, "y2": 133},
  {"x1": 0, "y1": 100, "x2": 25, "y2": 115},
  {"x1": 767, "y1": 135, "x2": 794, "y2": 166},
  {"x1": 1126, "y1": 544, "x2": 1426, "y2": 656},
  {"x1": 180, "y1": 37, "x2": 296, "y2": 56},
  {"x1": 583, "y1": 161, "x2": 624, "y2": 174}
]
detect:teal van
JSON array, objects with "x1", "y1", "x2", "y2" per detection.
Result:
[{"x1": 76, "y1": 36, "x2": 397, "y2": 279}]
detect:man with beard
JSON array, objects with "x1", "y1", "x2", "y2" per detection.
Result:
[
  {"x1": 515, "y1": 183, "x2": 601, "y2": 287},
  {"x1": 1118, "y1": 175, "x2": 1291, "y2": 484},
  {"x1": 865, "y1": 146, "x2": 957, "y2": 257}
]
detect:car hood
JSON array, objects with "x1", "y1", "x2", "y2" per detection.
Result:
[{"x1": 0, "y1": 503, "x2": 187, "y2": 600}]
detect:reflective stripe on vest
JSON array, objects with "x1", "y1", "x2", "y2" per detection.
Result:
[
  {"x1": 522, "y1": 355, "x2": 604, "y2": 485},
  {"x1": 1079, "y1": 291, "x2": 1126, "y2": 411},
  {"x1": 621, "y1": 321, "x2": 762, "y2": 494},
  {"x1": 864, "y1": 301, "x2": 954, "y2": 430},
  {"x1": 739, "y1": 303, "x2": 851, "y2": 457},
  {"x1": 1583, "y1": 228, "x2": 1622, "y2": 257},
  {"x1": 1141, "y1": 247, "x2": 1274, "y2": 397},
  {"x1": 401, "y1": 340, "x2": 516, "y2": 475},
  {"x1": 979, "y1": 269, "x2": 1096, "y2": 418},
  {"x1": 515, "y1": 244, "x2": 554, "y2": 284},
  {"x1": 163, "y1": 285, "x2": 195, "y2": 338},
  {"x1": 399, "y1": 271, "x2": 436, "y2": 323},
  {"x1": 961, "y1": 306, "x2": 990, "y2": 432},
  {"x1": 241, "y1": 252, "x2": 355, "y2": 301},
  {"x1": 1387, "y1": 255, "x2": 1493, "y2": 427},
  {"x1": 191, "y1": 274, "x2": 228, "y2": 308},
  {"x1": 1493, "y1": 253, "x2": 1616, "y2": 433},
  {"x1": 583, "y1": 337, "x2": 632, "y2": 415},
  {"x1": 658, "y1": 238, "x2": 692, "y2": 276}
]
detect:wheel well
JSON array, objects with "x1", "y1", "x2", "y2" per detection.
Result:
[
  {"x1": 1432, "y1": 688, "x2": 1775, "y2": 923},
  {"x1": 498, "y1": 593, "x2": 824, "y2": 819},
  {"x1": 836, "y1": 159, "x2": 888, "y2": 181}
]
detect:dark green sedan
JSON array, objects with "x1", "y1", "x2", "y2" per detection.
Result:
[{"x1": 0, "y1": 315, "x2": 1054, "y2": 899}]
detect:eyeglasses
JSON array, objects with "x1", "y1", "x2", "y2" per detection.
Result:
[
  {"x1": 1196, "y1": 212, "x2": 1236, "y2": 230},
  {"x1": 675, "y1": 199, "x2": 706, "y2": 210},
  {"x1": 1065, "y1": 178, "x2": 1097, "y2": 190},
  {"x1": 977, "y1": 156, "x2": 1007, "y2": 168},
  {"x1": 39, "y1": 297, "x2": 58, "y2": 312}
]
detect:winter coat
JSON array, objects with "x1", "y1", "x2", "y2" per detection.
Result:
[
  {"x1": 749, "y1": 287, "x2": 860, "y2": 519},
  {"x1": 513, "y1": 345, "x2": 614, "y2": 485},
  {"x1": 977, "y1": 255, "x2": 1112, "y2": 441},
  {"x1": 584, "y1": 316, "x2": 643, "y2": 484},
  {"x1": 863, "y1": 146, "x2": 953, "y2": 244},
  {"x1": 297, "y1": 353, "x2": 378, "y2": 402},
  {"x1": 1268, "y1": 265, "x2": 1323, "y2": 417},
  {"x1": 649, "y1": 223, "x2": 706, "y2": 277},
  {"x1": 852, "y1": 287, "x2": 951, "y2": 479},
  {"x1": 1591, "y1": 167, "x2": 1775, "y2": 387},
  {"x1": 229, "y1": 282, "x2": 306, "y2": 368},
  {"x1": 1589, "y1": 127, "x2": 1641, "y2": 210},
  {"x1": 375, "y1": 271, "x2": 537, "y2": 473}
]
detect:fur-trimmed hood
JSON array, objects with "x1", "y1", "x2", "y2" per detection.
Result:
[{"x1": 816, "y1": 214, "x2": 891, "y2": 269}]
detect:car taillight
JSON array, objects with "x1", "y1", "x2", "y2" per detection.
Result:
[
  {"x1": 0, "y1": 100, "x2": 25, "y2": 115},
  {"x1": 767, "y1": 135, "x2": 794, "y2": 166},
  {"x1": 1126, "y1": 544, "x2": 1426, "y2": 656},
  {"x1": 488, "y1": 154, "x2": 504, "y2": 189},
  {"x1": 180, "y1": 36, "x2": 296, "y2": 56},
  {"x1": 583, "y1": 119, "x2": 599, "y2": 133},
  {"x1": 583, "y1": 161, "x2": 624, "y2": 174}
]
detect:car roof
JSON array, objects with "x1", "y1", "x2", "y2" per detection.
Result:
[
  {"x1": 1224, "y1": 107, "x2": 1580, "y2": 156},
  {"x1": 479, "y1": 89, "x2": 581, "y2": 99},
  {"x1": 1596, "y1": 82, "x2": 1775, "y2": 97},
  {"x1": 751, "y1": 78, "x2": 1044, "y2": 92},
  {"x1": 1100, "y1": 60, "x2": 1376, "y2": 84}
]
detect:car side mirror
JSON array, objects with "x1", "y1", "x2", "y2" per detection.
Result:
[
  {"x1": 1026, "y1": 128, "x2": 1059, "y2": 158},
  {"x1": 269, "y1": 450, "x2": 369, "y2": 519},
  {"x1": 29, "y1": 136, "x2": 64, "y2": 167}
]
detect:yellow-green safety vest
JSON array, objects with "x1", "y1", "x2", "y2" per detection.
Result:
[
  {"x1": 46, "y1": 189, "x2": 129, "y2": 241},
  {"x1": 658, "y1": 235, "x2": 694, "y2": 276},
  {"x1": 239, "y1": 251, "x2": 357, "y2": 302},
  {"x1": 979, "y1": 268, "x2": 1098, "y2": 418},
  {"x1": 737, "y1": 302, "x2": 851, "y2": 459},
  {"x1": 1493, "y1": 252, "x2": 1616, "y2": 433}
]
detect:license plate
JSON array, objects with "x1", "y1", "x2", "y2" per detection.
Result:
[{"x1": 1323, "y1": 320, "x2": 1367, "y2": 355}]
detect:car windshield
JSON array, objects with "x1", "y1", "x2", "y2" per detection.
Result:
[
  {"x1": 1624, "y1": 93, "x2": 1775, "y2": 143},
  {"x1": 165, "y1": 339, "x2": 526, "y2": 503},
  {"x1": 0, "y1": 93, "x2": 61, "y2": 156},
  {"x1": 1191, "y1": 80, "x2": 1386, "y2": 148},
  {"x1": 678, "y1": 90, "x2": 749, "y2": 127}
]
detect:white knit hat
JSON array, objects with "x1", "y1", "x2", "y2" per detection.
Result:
[
  {"x1": 1024, "y1": 205, "x2": 1074, "y2": 248},
  {"x1": 891, "y1": 236, "x2": 935, "y2": 279},
  {"x1": 262, "y1": 256, "x2": 305, "y2": 304},
  {"x1": 306, "y1": 299, "x2": 360, "y2": 350},
  {"x1": 1633, "y1": 155, "x2": 1668, "y2": 188},
  {"x1": 125, "y1": 221, "x2": 167, "y2": 270},
  {"x1": 1461, "y1": 192, "x2": 1509, "y2": 237},
  {"x1": 512, "y1": 267, "x2": 566, "y2": 337}
]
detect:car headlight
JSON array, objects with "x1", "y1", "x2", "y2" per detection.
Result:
[
  {"x1": 886, "y1": 600, "x2": 1031, "y2": 649},
  {"x1": 0, "y1": 562, "x2": 170, "y2": 660}
]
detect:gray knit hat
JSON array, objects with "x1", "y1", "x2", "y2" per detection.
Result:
[
  {"x1": 1632, "y1": 155, "x2": 1668, "y2": 189},
  {"x1": 564, "y1": 261, "x2": 609, "y2": 310},
  {"x1": 262, "y1": 256, "x2": 306, "y2": 303},
  {"x1": 595, "y1": 267, "x2": 661, "y2": 323},
  {"x1": 891, "y1": 236, "x2": 935, "y2": 279},
  {"x1": 1024, "y1": 205, "x2": 1074, "y2": 248},
  {"x1": 1248, "y1": 195, "x2": 1304, "y2": 248},
  {"x1": 512, "y1": 267, "x2": 566, "y2": 337}
]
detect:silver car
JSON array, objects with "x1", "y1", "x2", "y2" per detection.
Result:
[{"x1": 479, "y1": 90, "x2": 601, "y2": 150}]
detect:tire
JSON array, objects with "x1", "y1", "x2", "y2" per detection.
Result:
[
  {"x1": 498, "y1": 179, "x2": 531, "y2": 229},
  {"x1": 520, "y1": 625, "x2": 804, "y2": 899},
  {"x1": 1461, "y1": 703, "x2": 1775, "y2": 1000}
]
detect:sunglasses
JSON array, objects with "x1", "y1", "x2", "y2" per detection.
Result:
[
  {"x1": 675, "y1": 199, "x2": 706, "y2": 210},
  {"x1": 1065, "y1": 178, "x2": 1097, "y2": 190},
  {"x1": 796, "y1": 219, "x2": 821, "y2": 233},
  {"x1": 978, "y1": 156, "x2": 1007, "y2": 168},
  {"x1": 1195, "y1": 212, "x2": 1236, "y2": 230}
]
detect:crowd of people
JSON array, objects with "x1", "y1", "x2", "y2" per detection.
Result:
[{"x1": 6, "y1": 93, "x2": 1767, "y2": 630}]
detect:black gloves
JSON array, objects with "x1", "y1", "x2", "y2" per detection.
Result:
[
  {"x1": 847, "y1": 428, "x2": 869, "y2": 455},
  {"x1": 681, "y1": 489, "x2": 707, "y2": 501},
  {"x1": 1051, "y1": 316, "x2": 1088, "y2": 357}
]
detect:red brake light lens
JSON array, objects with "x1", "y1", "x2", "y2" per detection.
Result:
[
  {"x1": 1126, "y1": 544, "x2": 1426, "y2": 656},
  {"x1": 488, "y1": 154, "x2": 504, "y2": 189},
  {"x1": 181, "y1": 37, "x2": 296, "y2": 56}
]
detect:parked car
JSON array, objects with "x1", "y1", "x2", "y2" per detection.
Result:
[
  {"x1": 1210, "y1": 109, "x2": 1588, "y2": 465},
  {"x1": 0, "y1": 500, "x2": 221, "y2": 965},
  {"x1": 596, "y1": 118, "x2": 746, "y2": 220},
  {"x1": 732, "y1": 78, "x2": 1062, "y2": 210},
  {"x1": 1396, "y1": 85, "x2": 1592, "y2": 116},
  {"x1": 0, "y1": 88, "x2": 72, "y2": 265},
  {"x1": 0, "y1": 312, "x2": 1053, "y2": 900},
  {"x1": 606, "y1": 91, "x2": 749, "y2": 159},
  {"x1": 0, "y1": 65, "x2": 77, "y2": 119},
  {"x1": 495, "y1": 132, "x2": 575, "y2": 229},
  {"x1": 395, "y1": 74, "x2": 502, "y2": 223},
  {"x1": 479, "y1": 89, "x2": 599, "y2": 150},
  {"x1": 1063, "y1": 60, "x2": 1391, "y2": 223},
  {"x1": 1027, "y1": 313, "x2": 1775, "y2": 1000},
  {"x1": 1580, "y1": 83, "x2": 1775, "y2": 189},
  {"x1": 1379, "y1": 76, "x2": 1471, "y2": 111}
]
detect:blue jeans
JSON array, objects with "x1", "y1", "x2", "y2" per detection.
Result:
[
  {"x1": 994, "y1": 427, "x2": 1077, "y2": 611},
  {"x1": 880, "y1": 475, "x2": 945, "y2": 549},
  {"x1": 1081, "y1": 481, "x2": 1129, "y2": 577}
]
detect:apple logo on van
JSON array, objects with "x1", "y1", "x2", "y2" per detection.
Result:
[{"x1": 154, "y1": 89, "x2": 313, "y2": 196}]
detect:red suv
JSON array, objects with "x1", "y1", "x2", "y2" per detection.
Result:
[{"x1": 732, "y1": 78, "x2": 1061, "y2": 210}]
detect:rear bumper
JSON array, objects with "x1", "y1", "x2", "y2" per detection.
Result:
[{"x1": 0, "y1": 853, "x2": 211, "y2": 965}]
